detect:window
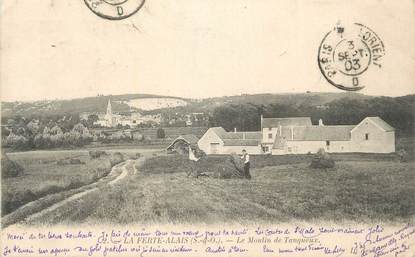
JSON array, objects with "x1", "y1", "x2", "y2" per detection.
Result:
[
  {"x1": 326, "y1": 141, "x2": 330, "y2": 146},
  {"x1": 365, "y1": 133, "x2": 369, "y2": 140},
  {"x1": 210, "y1": 143, "x2": 220, "y2": 154},
  {"x1": 263, "y1": 146, "x2": 269, "y2": 152},
  {"x1": 268, "y1": 133, "x2": 273, "y2": 139},
  {"x1": 288, "y1": 147, "x2": 292, "y2": 153},
  {"x1": 268, "y1": 127, "x2": 272, "y2": 131}
]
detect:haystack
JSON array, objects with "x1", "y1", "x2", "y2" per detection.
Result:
[
  {"x1": 213, "y1": 154, "x2": 245, "y2": 179},
  {"x1": 110, "y1": 152, "x2": 124, "y2": 166},
  {"x1": 186, "y1": 153, "x2": 245, "y2": 179},
  {"x1": 310, "y1": 148, "x2": 335, "y2": 169}
]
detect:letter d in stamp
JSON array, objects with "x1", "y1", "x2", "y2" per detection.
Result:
[
  {"x1": 84, "y1": 0, "x2": 145, "y2": 20},
  {"x1": 318, "y1": 23, "x2": 385, "y2": 91}
]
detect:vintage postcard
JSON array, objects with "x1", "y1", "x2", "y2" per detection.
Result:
[{"x1": 1, "y1": 0, "x2": 414, "y2": 256}]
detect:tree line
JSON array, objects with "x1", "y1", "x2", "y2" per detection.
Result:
[{"x1": 1, "y1": 115, "x2": 94, "y2": 150}]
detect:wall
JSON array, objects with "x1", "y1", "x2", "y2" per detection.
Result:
[
  {"x1": 272, "y1": 140, "x2": 353, "y2": 155},
  {"x1": 197, "y1": 129, "x2": 224, "y2": 155},
  {"x1": 262, "y1": 127, "x2": 279, "y2": 144},
  {"x1": 350, "y1": 121, "x2": 395, "y2": 153},
  {"x1": 220, "y1": 145, "x2": 262, "y2": 155},
  {"x1": 198, "y1": 129, "x2": 262, "y2": 155}
]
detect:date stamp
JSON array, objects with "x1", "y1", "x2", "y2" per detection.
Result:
[
  {"x1": 318, "y1": 23, "x2": 385, "y2": 91},
  {"x1": 84, "y1": 0, "x2": 145, "y2": 20}
]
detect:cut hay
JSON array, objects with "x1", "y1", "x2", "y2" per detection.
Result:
[
  {"x1": 191, "y1": 154, "x2": 244, "y2": 179},
  {"x1": 310, "y1": 148, "x2": 335, "y2": 169}
]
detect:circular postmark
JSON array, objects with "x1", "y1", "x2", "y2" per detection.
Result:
[
  {"x1": 84, "y1": 0, "x2": 145, "y2": 20},
  {"x1": 318, "y1": 23, "x2": 385, "y2": 91}
]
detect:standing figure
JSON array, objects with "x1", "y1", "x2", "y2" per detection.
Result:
[
  {"x1": 241, "y1": 149, "x2": 251, "y2": 179},
  {"x1": 187, "y1": 146, "x2": 201, "y2": 178}
]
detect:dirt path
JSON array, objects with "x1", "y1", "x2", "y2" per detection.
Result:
[{"x1": 3, "y1": 158, "x2": 142, "y2": 227}]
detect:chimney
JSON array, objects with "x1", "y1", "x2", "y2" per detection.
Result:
[
  {"x1": 279, "y1": 125, "x2": 282, "y2": 136},
  {"x1": 290, "y1": 126, "x2": 294, "y2": 140},
  {"x1": 260, "y1": 114, "x2": 263, "y2": 131},
  {"x1": 319, "y1": 119, "x2": 324, "y2": 126},
  {"x1": 234, "y1": 128, "x2": 237, "y2": 133},
  {"x1": 243, "y1": 132, "x2": 246, "y2": 140}
]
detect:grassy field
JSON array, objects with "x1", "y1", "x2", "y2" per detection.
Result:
[
  {"x1": 27, "y1": 152, "x2": 414, "y2": 226},
  {"x1": 1, "y1": 150, "x2": 140, "y2": 216}
]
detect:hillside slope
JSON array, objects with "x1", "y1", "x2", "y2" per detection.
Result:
[{"x1": 1, "y1": 92, "x2": 374, "y2": 118}]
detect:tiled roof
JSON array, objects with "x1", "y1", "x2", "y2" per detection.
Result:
[
  {"x1": 292, "y1": 126, "x2": 354, "y2": 141},
  {"x1": 210, "y1": 127, "x2": 261, "y2": 146},
  {"x1": 179, "y1": 134, "x2": 200, "y2": 144},
  {"x1": 272, "y1": 125, "x2": 354, "y2": 148},
  {"x1": 223, "y1": 139, "x2": 260, "y2": 146},
  {"x1": 262, "y1": 117, "x2": 312, "y2": 128},
  {"x1": 221, "y1": 131, "x2": 262, "y2": 140},
  {"x1": 166, "y1": 134, "x2": 199, "y2": 150}
]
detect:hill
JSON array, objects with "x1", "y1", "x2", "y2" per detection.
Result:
[
  {"x1": 0, "y1": 92, "x2": 382, "y2": 118},
  {"x1": 1, "y1": 94, "x2": 187, "y2": 118}
]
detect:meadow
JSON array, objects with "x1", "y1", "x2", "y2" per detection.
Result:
[
  {"x1": 1, "y1": 149, "x2": 143, "y2": 217},
  {"x1": 26, "y1": 151, "x2": 414, "y2": 226}
]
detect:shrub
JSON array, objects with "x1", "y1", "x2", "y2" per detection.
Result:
[
  {"x1": 1, "y1": 153, "x2": 24, "y2": 178},
  {"x1": 69, "y1": 158, "x2": 83, "y2": 164},
  {"x1": 110, "y1": 152, "x2": 124, "y2": 166},
  {"x1": 89, "y1": 150, "x2": 107, "y2": 159},
  {"x1": 2, "y1": 190, "x2": 37, "y2": 215},
  {"x1": 310, "y1": 148, "x2": 335, "y2": 169},
  {"x1": 4, "y1": 133, "x2": 30, "y2": 150},
  {"x1": 156, "y1": 128, "x2": 165, "y2": 139},
  {"x1": 396, "y1": 149, "x2": 409, "y2": 163},
  {"x1": 57, "y1": 158, "x2": 84, "y2": 166}
]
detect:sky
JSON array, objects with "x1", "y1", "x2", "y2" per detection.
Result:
[{"x1": 1, "y1": 0, "x2": 414, "y2": 102}]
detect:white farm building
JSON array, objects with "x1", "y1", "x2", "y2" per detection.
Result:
[
  {"x1": 197, "y1": 127, "x2": 262, "y2": 155},
  {"x1": 198, "y1": 116, "x2": 395, "y2": 155}
]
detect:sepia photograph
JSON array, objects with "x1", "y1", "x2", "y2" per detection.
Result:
[{"x1": 1, "y1": 0, "x2": 414, "y2": 256}]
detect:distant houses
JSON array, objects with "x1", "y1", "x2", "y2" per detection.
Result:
[
  {"x1": 81, "y1": 99, "x2": 161, "y2": 128},
  {"x1": 197, "y1": 116, "x2": 395, "y2": 155}
]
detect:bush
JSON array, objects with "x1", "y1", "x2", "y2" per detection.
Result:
[
  {"x1": 396, "y1": 149, "x2": 409, "y2": 162},
  {"x1": 2, "y1": 190, "x2": 37, "y2": 215},
  {"x1": 156, "y1": 128, "x2": 165, "y2": 139},
  {"x1": 110, "y1": 152, "x2": 124, "y2": 166},
  {"x1": 1, "y1": 153, "x2": 24, "y2": 178},
  {"x1": 89, "y1": 150, "x2": 107, "y2": 159},
  {"x1": 310, "y1": 148, "x2": 335, "y2": 169},
  {"x1": 56, "y1": 158, "x2": 84, "y2": 166},
  {"x1": 69, "y1": 158, "x2": 83, "y2": 164}
]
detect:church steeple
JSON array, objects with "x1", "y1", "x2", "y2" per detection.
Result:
[
  {"x1": 106, "y1": 99, "x2": 112, "y2": 116},
  {"x1": 105, "y1": 99, "x2": 114, "y2": 127}
]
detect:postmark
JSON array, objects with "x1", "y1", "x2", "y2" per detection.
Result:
[
  {"x1": 84, "y1": 0, "x2": 145, "y2": 20},
  {"x1": 318, "y1": 23, "x2": 385, "y2": 91}
]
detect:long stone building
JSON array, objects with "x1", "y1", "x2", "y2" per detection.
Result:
[{"x1": 198, "y1": 116, "x2": 395, "y2": 155}]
